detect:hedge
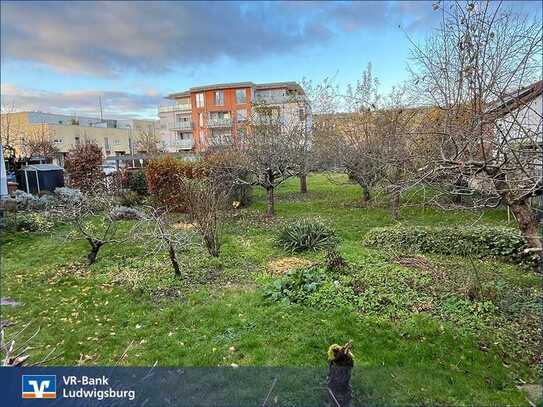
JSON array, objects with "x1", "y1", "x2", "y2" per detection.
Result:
[{"x1": 362, "y1": 225, "x2": 534, "y2": 266}]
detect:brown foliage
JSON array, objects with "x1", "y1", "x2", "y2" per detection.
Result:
[
  {"x1": 145, "y1": 156, "x2": 207, "y2": 211},
  {"x1": 64, "y1": 143, "x2": 103, "y2": 191}
]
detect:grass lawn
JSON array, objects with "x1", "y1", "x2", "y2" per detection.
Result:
[{"x1": 1, "y1": 173, "x2": 541, "y2": 405}]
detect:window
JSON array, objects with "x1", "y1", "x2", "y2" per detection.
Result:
[
  {"x1": 199, "y1": 112, "x2": 204, "y2": 127},
  {"x1": 196, "y1": 93, "x2": 204, "y2": 108},
  {"x1": 236, "y1": 89, "x2": 246, "y2": 104},
  {"x1": 237, "y1": 109, "x2": 247, "y2": 122},
  {"x1": 214, "y1": 91, "x2": 224, "y2": 105}
]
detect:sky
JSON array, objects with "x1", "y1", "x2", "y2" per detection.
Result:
[{"x1": 1, "y1": 0, "x2": 541, "y2": 119}]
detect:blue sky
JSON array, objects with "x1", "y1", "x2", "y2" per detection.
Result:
[{"x1": 1, "y1": 1, "x2": 541, "y2": 119}]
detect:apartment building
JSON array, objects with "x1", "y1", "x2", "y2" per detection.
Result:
[
  {"x1": 0, "y1": 111, "x2": 157, "y2": 166},
  {"x1": 158, "y1": 81, "x2": 307, "y2": 152}
]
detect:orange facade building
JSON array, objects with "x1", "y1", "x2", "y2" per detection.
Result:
[{"x1": 158, "y1": 81, "x2": 305, "y2": 152}]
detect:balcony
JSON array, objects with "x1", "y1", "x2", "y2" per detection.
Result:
[
  {"x1": 207, "y1": 118, "x2": 232, "y2": 128},
  {"x1": 159, "y1": 103, "x2": 192, "y2": 113},
  {"x1": 170, "y1": 139, "x2": 193, "y2": 150},
  {"x1": 169, "y1": 120, "x2": 193, "y2": 131},
  {"x1": 253, "y1": 94, "x2": 305, "y2": 105},
  {"x1": 210, "y1": 136, "x2": 232, "y2": 146}
]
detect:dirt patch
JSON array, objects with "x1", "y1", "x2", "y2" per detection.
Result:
[
  {"x1": 267, "y1": 257, "x2": 314, "y2": 275},
  {"x1": 393, "y1": 255, "x2": 433, "y2": 272},
  {"x1": 173, "y1": 222, "x2": 194, "y2": 230}
]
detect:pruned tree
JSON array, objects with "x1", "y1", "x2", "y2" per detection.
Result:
[
  {"x1": 178, "y1": 176, "x2": 226, "y2": 257},
  {"x1": 408, "y1": 1, "x2": 543, "y2": 262},
  {"x1": 64, "y1": 142, "x2": 104, "y2": 191},
  {"x1": 314, "y1": 64, "x2": 421, "y2": 216},
  {"x1": 53, "y1": 182, "x2": 127, "y2": 264},
  {"x1": 132, "y1": 205, "x2": 192, "y2": 277},
  {"x1": 214, "y1": 104, "x2": 304, "y2": 216}
]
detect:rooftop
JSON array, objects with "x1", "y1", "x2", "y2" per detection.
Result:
[{"x1": 167, "y1": 81, "x2": 304, "y2": 99}]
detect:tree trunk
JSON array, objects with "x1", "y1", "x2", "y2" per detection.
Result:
[
  {"x1": 204, "y1": 234, "x2": 220, "y2": 257},
  {"x1": 299, "y1": 173, "x2": 308, "y2": 194},
  {"x1": 168, "y1": 244, "x2": 181, "y2": 276},
  {"x1": 266, "y1": 186, "x2": 275, "y2": 216},
  {"x1": 362, "y1": 186, "x2": 370, "y2": 203},
  {"x1": 87, "y1": 240, "x2": 103, "y2": 265},
  {"x1": 389, "y1": 192, "x2": 400, "y2": 220},
  {"x1": 509, "y1": 202, "x2": 542, "y2": 271},
  {"x1": 327, "y1": 341, "x2": 353, "y2": 407}
]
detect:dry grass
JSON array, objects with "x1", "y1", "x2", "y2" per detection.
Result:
[{"x1": 267, "y1": 257, "x2": 314, "y2": 275}]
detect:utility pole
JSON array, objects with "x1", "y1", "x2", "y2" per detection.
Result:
[{"x1": 99, "y1": 96, "x2": 103, "y2": 122}]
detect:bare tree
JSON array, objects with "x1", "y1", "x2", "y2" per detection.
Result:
[
  {"x1": 20, "y1": 123, "x2": 59, "y2": 160},
  {"x1": 1, "y1": 103, "x2": 23, "y2": 169},
  {"x1": 314, "y1": 64, "x2": 421, "y2": 217},
  {"x1": 408, "y1": 1, "x2": 543, "y2": 260},
  {"x1": 134, "y1": 124, "x2": 164, "y2": 154},
  {"x1": 132, "y1": 205, "x2": 192, "y2": 277},
  {"x1": 211, "y1": 103, "x2": 305, "y2": 216},
  {"x1": 178, "y1": 176, "x2": 226, "y2": 257},
  {"x1": 53, "y1": 182, "x2": 127, "y2": 264}
]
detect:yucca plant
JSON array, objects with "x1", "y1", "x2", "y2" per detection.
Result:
[{"x1": 276, "y1": 218, "x2": 338, "y2": 252}]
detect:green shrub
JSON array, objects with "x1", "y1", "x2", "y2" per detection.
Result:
[
  {"x1": 276, "y1": 218, "x2": 338, "y2": 253},
  {"x1": 362, "y1": 224, "x2": 534, "y2": 266},
  {"x1": 264, "y1": 267, "x2": 325, "y2": 304},
  {"x1": 127, "y1": 170, "x2": 148, "y2": 195},
  {"x1": 4, "y1": 212, "x2": 54, "y2": 233},
  {"x1": 118, "y1": 191, "x2": 143, "y2": 207}
]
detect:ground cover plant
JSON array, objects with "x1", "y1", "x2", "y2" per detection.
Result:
[{"x1": 1, "y1": 173, "x2": 541, "y2": 406}]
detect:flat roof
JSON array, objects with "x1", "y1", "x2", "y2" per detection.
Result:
[{"x1": 167, "y1": 81, "x2": 304, "y2": 99}]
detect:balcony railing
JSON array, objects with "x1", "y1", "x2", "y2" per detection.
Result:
[
  {"x1": 159, "y1": 104, "x2": 192, "y2": 113},
  {"x1": 253, "y1": 94, "x2": 304, "y2": 105},
  {"x1": 169, "y1": 139, "x2": 193, "y2": 149},
  {"x1": 169, "y1": 120, "x2": 193, "y2": 131},
  {"x1": 210, "y1": 136, "x2": 232, "y2": 146},
  {"x1": 207, "y1": 118, "x2": 232, "y2": 128}
]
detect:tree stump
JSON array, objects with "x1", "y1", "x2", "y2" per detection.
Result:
[{"x1": 327, "y1": 340, "x2": 353, "y2": 407}]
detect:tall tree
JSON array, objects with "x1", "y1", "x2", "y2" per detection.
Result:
[{"x1": 409, "y1": 1, "x2": 542, "y2": 260}]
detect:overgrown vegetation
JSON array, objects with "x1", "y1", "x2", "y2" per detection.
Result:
[
  {"x1": 363, "y1": 224, "x2": 535, "y2": 267},
  {"x1": 1, "y1": 174, "x2": 539, "y2": 405}
]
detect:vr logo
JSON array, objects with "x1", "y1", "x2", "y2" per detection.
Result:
[{"x1": 22, "y1": 375, "x2": 57, "y2": 399}]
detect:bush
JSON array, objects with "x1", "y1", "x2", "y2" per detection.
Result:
[
  {"x1": 117, "y1": 191, "x2": 143, "y2": 207},
  {"x1": 276, "y1": 218, "x2": 338, "y2": 252},
  {"x1": 64, "y1": 143, "x2": 103, "y2": 191},
  {"x1": 362, "y1": 225, "x2": 534, "y2": 266},
  {"x1": 54, "y1": 187, "x2": 82, "y2": 203},
  {"x1": 146, "y1": 156, "x2": 207, "y2": 211},
  {"x1": 15, "y1": 190, "x2": 41, "y2": 210},
  {"x1": 127, "y1": 170, "x2": 148, "y2": 195},
  {"x1": 4, "y1": 212, "x2": 54, "y2": 232},
  {"x1": 203, "y1": 152, "x2": 252, "y2": 207}
]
